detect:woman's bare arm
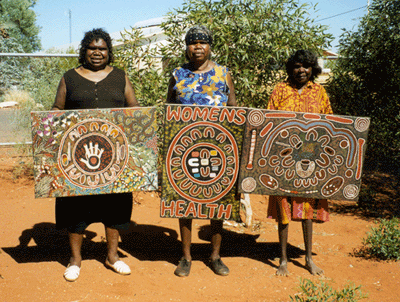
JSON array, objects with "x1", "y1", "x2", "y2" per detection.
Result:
[
  {"x1": 51, "y1": 77, "x2": 67, "y2": 110},
  {"x1": 226, "y1": 72, "x2": 237, "y2": 107},
  {"x1": 124, "y1": 75, "x2": 140, "y2": 107},
  {"x1": 166, "y1": 76, "x2": 177, "y2": 104}
]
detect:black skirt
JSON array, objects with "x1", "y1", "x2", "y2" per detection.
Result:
[{"x1": 55, "y1": 193, "x2": 133, "y2": 232}]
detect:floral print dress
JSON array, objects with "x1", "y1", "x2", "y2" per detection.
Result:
[{"x1": 172, "y1": 63, "x2": 230, "y2": 106}]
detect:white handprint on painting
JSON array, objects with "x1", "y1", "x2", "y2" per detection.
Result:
[{"x1": 80, "y1": 142, "x2": 104, "y2": 170}]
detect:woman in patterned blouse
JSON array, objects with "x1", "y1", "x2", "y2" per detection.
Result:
[
  {"x1": 167, "y1": 25, "x2": 236, "y2": 277},
  {"x1": 267, "y1": 50, "x2": 333, "y2": 276}
]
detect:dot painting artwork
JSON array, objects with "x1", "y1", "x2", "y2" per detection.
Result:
[
  {"x1": 161, "y1": 104, "x2": 246, "y2": 221},
  {"x1": 238, "y1": 109, "x2": 370, "y2": 201},
  {"x1": 31, "y1": 107, "x2": 158, "y2": 198}
]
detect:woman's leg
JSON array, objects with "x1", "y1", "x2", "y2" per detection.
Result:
[
  {"x1": 174, "y1": 219, "x2": 192, "y2": 276},
  {"x1": 64, "y1": 232, "x2": 83, "y2": 281},
  {"x1": 302, "y1": 219, "x2": 323, "y2": 275},
  {"x1": 68, "y1": 232, "x2": 83, "y2": 267},
  {"x1": 210, "y1": 219, "x2": 223, "y2": 260},
  {"x1": 178, "y1": 218, "x2": 193, "y2": 261},
  {"x1": 277, "y1": 222, "x2": 289, "y2": 276},
  {"x1": 105, "y1": 226, "x2": 131, "y2": 275},
  {"x1": 105, "y1": 226, "x2": 120, "y2": 264},
  {"x1": 209, "y1": 219, "x2": 229, "y2": 276},
  {"x1": 275, "y1": 196, "x2": 290, "y2": 276}
]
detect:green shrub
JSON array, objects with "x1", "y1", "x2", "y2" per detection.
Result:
[
  {"x1": 356, "y1": 186, "x2": 377, "y2": 211},
  {"x1": 114, "y1": 28, "x2": 167, "y2": 170},
  {"x1": 21, "y1": 49, "x2": 78, "y2": 110},
  {"x1": 290, "y1": 278, "x2": 367, "y2": 302},
  {"x1": 114, "y1": 28, "x2": 166, "y2": 107},
  {"x1": 361, "y1": 218, "x2": 400, "y2": 260}
]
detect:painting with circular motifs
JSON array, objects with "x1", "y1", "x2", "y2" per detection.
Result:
[
  {"x1": 161, "y1": 104, "x2": 246, "y2": 221},
  {"x1": 238, "y1": 109, "x2": 370, "y2": 201},
  {"x1": 31, "y1": 107, "x2": 158, "y2": 198}
]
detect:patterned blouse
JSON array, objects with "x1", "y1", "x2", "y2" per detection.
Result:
[
  {"x1": 267, "y1": 81, "x2": 333, "y2": 114},
  {"x1": 172, "y1": 63, "x2": 230, "y2": 106}
]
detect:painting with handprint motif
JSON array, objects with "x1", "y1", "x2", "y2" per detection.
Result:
[
  {"x1": 238, "y1": 109, "x2": 370, "y2": 201},
  {"x1": 161, "y1": 104, "x2": 246, "y2": 221},
  {"x1": 31, "y1": 107, "x2": 158, "y2": 198}
]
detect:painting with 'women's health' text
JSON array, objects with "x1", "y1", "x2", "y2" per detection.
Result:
[
  {"x1": 161, "y1": 104, "x2": 246, "y2": 221},
  {"x1": 31, "y1": 107, "x2": 158, "y2": 198},
  {"x1": 238, "y1": 109, "x2": 370, "y2": 201}
]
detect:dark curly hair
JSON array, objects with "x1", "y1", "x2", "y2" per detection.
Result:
[
  {"x1": 286, "y1": 49, "x2": 321, "y2": 82},
  {"x1": 78, "y1": 28, "x2": 114, "y2": 65}
]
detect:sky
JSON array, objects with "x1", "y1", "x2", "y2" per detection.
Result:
[{"x1": 33, "y1": 0, "x2": 370, "y2": 52}]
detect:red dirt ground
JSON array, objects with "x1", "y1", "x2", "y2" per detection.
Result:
[{"x1": 0, "y1": 147, "x2": 399, "y2": 302}]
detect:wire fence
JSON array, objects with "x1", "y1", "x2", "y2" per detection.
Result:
[
  {"x1": 0, "y1": 53, "x2": 80, "y2": 146},
  {"x1": 0, "y1": 110, "x2": 31, "y2": 146}
]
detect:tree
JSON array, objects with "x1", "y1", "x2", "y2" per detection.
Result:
[
  {"x1": 114, "y1": 0, "x2": 332, "y2": 161},
  {"x1": 159, "y1": 0, "x2": 333, "y2": 108},
  {"x1": 326, "y1": 0, "x2": 400, "y2": 172},
  {"x1": 0, "y1": 36, "x2": 26, "y2": 94},
  {"x1": 0, "y1": 0, "x2": 41, "y2": 96},
  {"x1": 116, "y1": 0, "x2": 332, "y2": 109},
  {"x1": 0, "y1": 0, "x2": 41, "y2": 52},
  {"x1": 114, "y1": 28, "x2": 166, "y2": 108}
]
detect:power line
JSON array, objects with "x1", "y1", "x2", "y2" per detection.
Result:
[
  {"x1": 315, "y1": 5, "x2": 368, "y2": 22},
  {"x1": 0, "y1": 53, "x2": 78, "y2": 57}
]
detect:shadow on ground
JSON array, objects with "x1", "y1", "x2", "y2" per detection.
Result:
[
  {"x1": 2, "y1": 221, "x2": 308, "y2": 270},
  {"x1": 329, "y1": 169, "x2": 400, "y2": 219}
]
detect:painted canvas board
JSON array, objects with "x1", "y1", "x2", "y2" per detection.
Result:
[
  {"x1": 238, "y1": 109, "x2": 370, "y2": 201},
  {"x1": 161, "y1": 105, "x2": 246, "y2": 221},
  {"x1": 31, "y1": 107, "x2": 158, "y2": 198}
]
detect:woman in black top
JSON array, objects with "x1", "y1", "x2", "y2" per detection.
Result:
[{"x1": 52, "y1": 28, "x2": 139, "y2": 282}]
